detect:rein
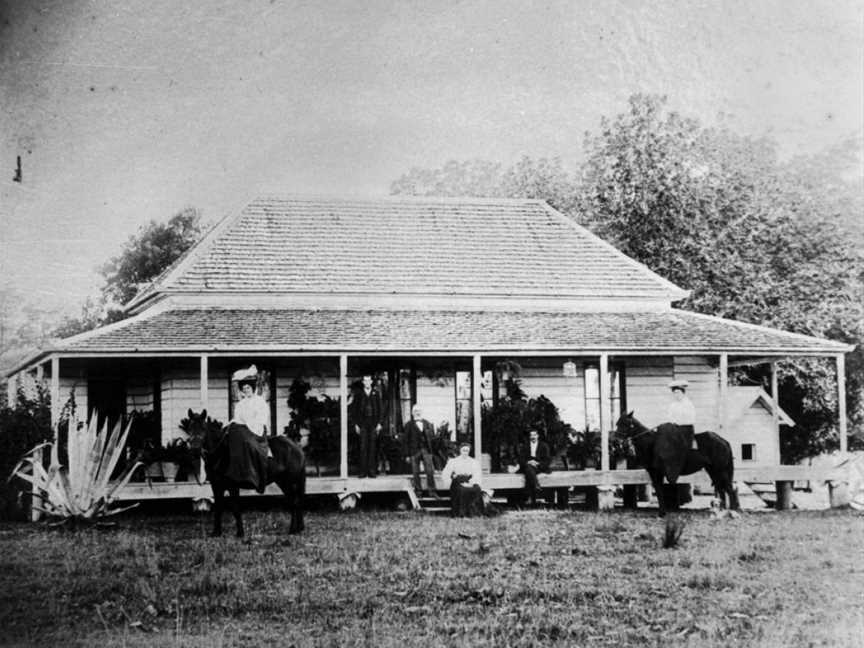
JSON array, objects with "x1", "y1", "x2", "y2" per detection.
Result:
[{"x1": 621, "y1": 421, "x2": 656, "y2": 441}]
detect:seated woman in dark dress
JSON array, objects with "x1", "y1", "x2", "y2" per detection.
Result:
[{"x1": 440, "y1": 441, "x2": 484, "y2": 517}]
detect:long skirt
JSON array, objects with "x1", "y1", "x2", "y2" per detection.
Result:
[
  {"x1": 450, "y1": 475, "x2": 484, "y2": 517},
  {"x1": 223, "y1": 423, "x2": 270, "y2": 493}
]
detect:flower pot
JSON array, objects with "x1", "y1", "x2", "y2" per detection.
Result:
[
  {"x1": 144, "y1": 462, "x2": 164, "y2": 481},
  {"x1": 160, "y1": 461, "x2": 180, "y2": 482}
]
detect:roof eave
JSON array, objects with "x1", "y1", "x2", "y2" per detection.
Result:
[{"x1": 47, "y1": 344, "x2": 853, "y2": 356}]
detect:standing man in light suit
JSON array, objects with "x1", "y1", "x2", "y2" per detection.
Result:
[{"x1": 404, "y1": 404, "x2": 439, "y2": 498}]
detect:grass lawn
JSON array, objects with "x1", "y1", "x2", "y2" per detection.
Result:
[{"x1": 1, "y1": 507, "x2": 862, "y2": 647}]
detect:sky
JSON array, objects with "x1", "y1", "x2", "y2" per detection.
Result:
[{"x1": 1, "y1": 0, "x2": 862, "y2": 318}]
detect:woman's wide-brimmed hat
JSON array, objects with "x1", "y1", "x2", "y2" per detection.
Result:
[
  {"x1": 232, "y1": 365, "x2": 259, "y2": 385},
  {"x1": 458, "y1": 440, "x2": 472, "y2": 448},
  {"x1": 668, "y1": 379, "x2": 689, "y2": 390}
]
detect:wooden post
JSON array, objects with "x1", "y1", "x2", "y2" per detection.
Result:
[
  {"x1": 599, "y1": 353, "x2": 610, "y2": 472},
  {"x1": 33, "y1": 357, "x2": 61, "y2": 522},
  {"x1": 6, "y1": 373, "x2": 16, "y2": 407},
  {"x1": 837, "y1": 354, "x2": 848, "y2": 454},
  {"x1": 472, "y1": 354, "x2": 482, "y2": 461},
  {"x1": 339, "y1": 355, "x2": 348, "y2": 479},
  {"x1": 199, "y1": 355, "x2": 209, "y2": 410},
  {"x1": 718, "y1": 353, "x2": 728, "y2": 434},
  {"x1": 50, "y1": 357, "x2": 60, "y2": 431},
  {"x1": 771, "y1": 361, "x2": 780, "y2": 465},
  {"x1": 198, "y1": 355, "x2": 209, "y2": 483},
  {"x1": 775, "y1": 481, "x2": 793, "y2": 511}
]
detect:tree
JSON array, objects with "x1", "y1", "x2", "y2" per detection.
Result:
[
  {"x1": 390, "y1": 95, "x2": 863, "y2": 463},
  {"x1": 391, "y1": 156, "x2": 579, "y2": 214},
  {"x1": 576, "y1": 95, "x2": 864, "y2": 463},
  {"x1": 54, "y1": 208, "x2": 204, "y2": 337},
  {"x1": 100, "y1": 207, "x2": 203, "y2": 307}
]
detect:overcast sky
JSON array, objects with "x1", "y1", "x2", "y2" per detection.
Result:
[{"x1": 1, "y1": 0, "x2": 862, "y2": 316}]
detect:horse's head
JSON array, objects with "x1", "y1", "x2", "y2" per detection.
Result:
[
  {"x1": 184, "y1": 408, "x2": 224, "y2": 455},
  {"x1": 614, "y1": 411, "x2": 644, "y2": 439}
]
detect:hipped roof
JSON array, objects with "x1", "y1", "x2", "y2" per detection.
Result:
[{"x1": 128, "y1": 195, "x2": 688, "y2": 310}]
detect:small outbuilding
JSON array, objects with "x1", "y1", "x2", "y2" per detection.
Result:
[{"x1": 725, "y1": 386, "x2": 795, "y2": 466}]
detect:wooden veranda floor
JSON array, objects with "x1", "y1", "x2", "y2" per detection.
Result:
[{"x1": 117, "y1": 465, "x2": 834, "y2": 502}]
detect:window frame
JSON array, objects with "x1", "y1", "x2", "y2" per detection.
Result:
[{"x1": 583, "y1": 362, "x2": 627, "y2": 431}]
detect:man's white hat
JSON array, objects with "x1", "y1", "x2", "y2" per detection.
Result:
[
  {"x1": 232, "y1": 365, "x2": 258, "y2": 382},
  {"x1": 668, "y1": 379, "x2": 689, "y2": 390}
]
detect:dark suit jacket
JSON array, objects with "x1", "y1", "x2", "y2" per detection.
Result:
[
  {"x1": 519, "y1": 440, "x2": 551, "y2": 473},
  {"x1": 351, "y1": 388, "x2": 383, "y2": 428},
  {"x1": 403, "y1": 418, "x2": 435, "y2": 455}
]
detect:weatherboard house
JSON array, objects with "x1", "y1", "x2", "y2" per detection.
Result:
[{"x1": 6, "y1": 196, "x2": 852, "y2": 506}]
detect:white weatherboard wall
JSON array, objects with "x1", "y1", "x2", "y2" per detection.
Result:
[
  {"x1": 726, "y1": 402, "x2": 782, "y2": 464},
  {"x1": 416, "y1": 376, "x2": 455, "y2": 434},
  {"x1": 59, "y1": 375, "x2": 87, "y2": 419},
  {"x1": 161, "y1": 369, "x2": 229, "y2": 443},
  {"x1": 623, "y1": 356, "x2": 718, "y2": 432},
  {"x1": 674, "y1": 356, "x2": 720, "y2": 433},
  {"x1": 519, "y1": 362, "x2": 584, "y2": 430},
  {"x1": 160, "y1": 360, "x2": 342, "y2": 443},
  {"x1": 274, "y1": 359, "x2": 339, "y2": 435},
  {"x1": 621, "y1": 357, "x2": 674, "y2": 428}
]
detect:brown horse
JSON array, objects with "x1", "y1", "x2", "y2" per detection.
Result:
[
  {"x1": 186, "y1": 409, "x2": 306, "y2": 537},
  {"x1": 615, "y1": 411, "x2": 739, "y2": 516}
]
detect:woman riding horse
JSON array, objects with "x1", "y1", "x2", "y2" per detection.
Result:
[{"x1": 223, "y1": 366, "x2": 271, "y2": 494}]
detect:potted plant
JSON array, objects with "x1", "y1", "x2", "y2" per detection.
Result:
[
  {"x1": 287, "y1": 377, "x2": 341, "y2": 476},
  {"x1": 140, "y1": 438, "x2": 200, "y2": 482},
  {"x1": 565, "y1": 428, "x2": 602, "y2": 470}
]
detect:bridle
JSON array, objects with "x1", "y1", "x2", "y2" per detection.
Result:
[{"x1": 619, "y1": 418, "x2": 656, "y2": 441}]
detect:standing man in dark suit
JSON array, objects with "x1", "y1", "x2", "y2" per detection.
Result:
[
  {"x1": 404, "y1": 404, "x2": 439, "y2": 498},
  {"x1": 519, "y1": 428, "x2": 551, "y2": 505},
  {"x1": 352, "y1": 374, "x2": 383, "y2": 478}
]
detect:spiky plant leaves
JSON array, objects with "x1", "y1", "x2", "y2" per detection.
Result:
[{"x1": 9, "y1": 411, "x2": 141, "y2": 524}]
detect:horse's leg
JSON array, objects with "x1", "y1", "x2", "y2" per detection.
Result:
[
  {"x1": 715, "y1": 483, "x2": 727, "y2": 510},
  {"x1": 277, "y1": 474, "x2": 305, "y2": 535},
  {"x1": 726, "y1": 476, "x2": 740, "y2": 511},
  {"x1": 293, "y1": 472, "x2": 306, "y2": 534},
  {"x1": 649, "y1": 470, "x2": 666, "y2": 517},
  {"x1": 666, "y1": 480, "x2": 680, "y2": 513},
  {"x1": 210, "y1": 481, "x2": 224, "y2": 537},
  {"x1": 229, "y1": 486, "x2": 244, "y2": 538}
]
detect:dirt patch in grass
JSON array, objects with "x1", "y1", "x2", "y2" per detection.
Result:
[{"x1": 1, "y1": 509, "x2": 862, "y2": 647}]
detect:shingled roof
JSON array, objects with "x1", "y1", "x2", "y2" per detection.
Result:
[
  {"x1": 51, "y1": 308, "x2": 851, "y2": 355},
  {"x1": 127, "y1": 196, "x2": 687, "y2": 310}
]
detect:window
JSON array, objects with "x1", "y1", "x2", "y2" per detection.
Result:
[
  {"x1": 741, "y1": 444, "x2": 756, "y2": 461},
  {"x1": 398, "y1": 368, "x2": 414, "y2": 430},
  {"x1": 455, "y1": 370, "x2": 472, "y2": 443},
  {"x1": 583, "y1": 363, "x2": 626, "y2": 431}
]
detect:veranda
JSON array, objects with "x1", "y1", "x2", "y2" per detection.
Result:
[{"x1": 13, "y1": 347, "x2": 849, "y2": 511}]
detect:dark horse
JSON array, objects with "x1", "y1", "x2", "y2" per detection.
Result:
[
  {"x1": 615, "y1": 411, "x2": 739, "y2": 516},
  {"x1": 186, "y1": 409, "x2": 306, "y2": 537}
]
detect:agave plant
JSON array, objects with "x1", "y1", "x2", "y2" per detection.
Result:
[{"x1": 9, "y1": 411, "x2": 142, "y2": 525}]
